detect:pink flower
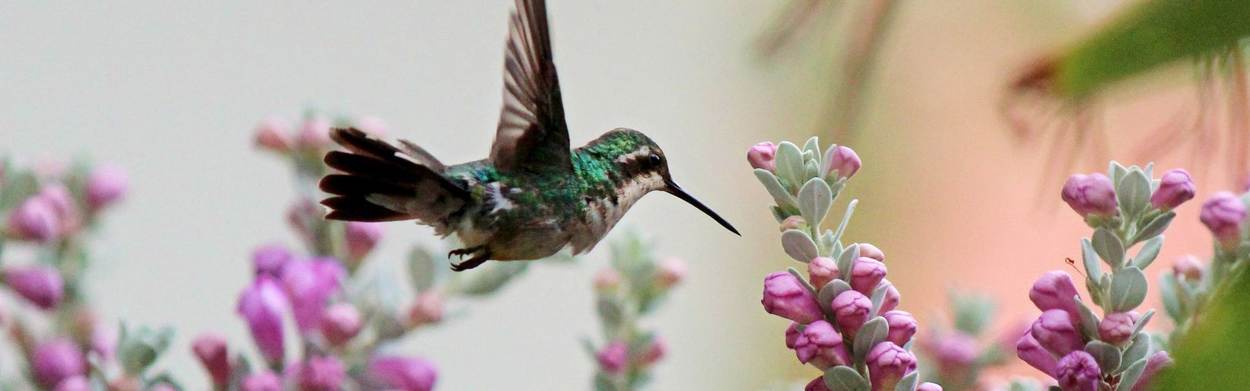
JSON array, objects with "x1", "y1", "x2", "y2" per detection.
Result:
[
  {"x1": 356, "y1": 116, "x2": 390, "y2": 136},
  {"x1": 593, "y1": 268, "x2": 621, "y2": 292},
  {"x1": 6, "y1": 196, "x2": 60, "y2": 242},
  {"x1": 924, "y1": 331, "x2": 978, "y2": 375},
  {"x1": 1030, "y1": 309, "x2": 1084, "y2": 357},
  {"x1": 917, "y1": 383, "x2": 944, "y2": 391},
  {"x1": 1132, "y1": 351, "x2": 1172, "y2": 391},
  {"x1": 1098, "y1": 312, "x2": 1138, "y2": 345},
  {"x1": 1056, "y1": 350, "x2": 1101, "y2": 391},
  {"x1": 823, "y1": 145, "x2": 862, "y2": 180},
  {"x1": 641, "y1": 336, "x2": 667, "y2": 366},
  {"x1": 655, "y1": 257, "x2": 687, "y2": 288},
  {"x1": 792, "y1": 320, "x2": 850, "y2": 369},
  {"x1": 785, "y1": 322, "x2": 802, "y2": 348},
  {"x1": 251, "y1": 243, "x2": 294, "y2": 278},
  {"x1": 281, "y1": 258, "x2": 346, "y2": 332},
  {"x1": 296, "y1": 117, "x2": 333, "y2": 150},
  {"x1": 780, "y1": 216, "x2": 806, "y2": 231},
  {"x1": 857, "y1": 243, "x2": 885, "y2": 262},
  {"x1": 805, "y1": 376, "x2": 831, "y2": 391},
  {"x1": 596, "y1": 341, "x2": 629, "y2": 374},
  {"x1": 291, "y1": 356, "x2": 346, "y2": 391},
  {"x1": 850, "y1": 257, "x2": 887, "y2": 293},
  {"x1": 33, "y1": 339, "x2": 86, "y2": 388},
  {"x1": 38, "y1": 184, "x2": 80, "y2": 235},
  {"x1": 320, "y1": 303, "x2": 363, "y2": 346},
  {"x1": 237, "y1": 276, "x2": 289, "y2": 365},
  {"x1": 3, "y1": 266, "x2": 64, "y2": 310},
  {"x1": 832, "y1": 290, "x2": 872, "y2": 335},
  {"x1": 747, "y1": 142, "x2": 777, "y2": 172},
  {"x1": 407, "y1": 292, "x2": 445, "y2": 327},
  {"x1": 367, "y1": 356, "x2": 438, "y2": 391},
  {"x1": 1016, "y1": 333, "x2": 1058, "y2": 377},
  {"x1": 345, "y1": 222, "x2": 384, "y2": 260},
  {"x1": 1172, "y1": 255, "x2": 1204, "y2": 282},
  {"x1": 240, "y1": 372, "x2": 282, "y2": 391},
  {"x1": 1201, "y1": 192, "x2": 1247, "y2": 249},
  {"x1": 761, "y1": 272, "x2": 823, "y2": 324},
  {"x1": 85, "y1": 163, "x2": 128, "y2": 211},
  {"x1": 192, "y1": 333, "x2": 232, "y2": 386},
  {"x1": 882, "y1": 310, "x2": 917, "y2": 346},
  {"x1": 54, "y1": 377, "x2": 90, "y2": 391},
  {"x1": 807, "y1": 257, "x2": 840, "y2": 288},
  {"x1": 878, "y1": 279, "x2": 900, "y2": 313},
  {"x1": 1029, "y1": 271, "x2": 1081, "y2": 320},
  {"x1": 866, "y1": 342, "x2": 917, "y2": 391},
  {"x1": 1061, "y1": 173, "x2": 1117, "y2": 218},
  {"x1": 254, "y1": 116, "x2": 293, "y2": 153},
  {"x1": 1150, "y1": 169, "x2": 1195, "y2": 210}
]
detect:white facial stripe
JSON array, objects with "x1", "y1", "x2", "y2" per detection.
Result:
[{"x1": 614, "y1": 146, "x2": 653, "y2": 165}]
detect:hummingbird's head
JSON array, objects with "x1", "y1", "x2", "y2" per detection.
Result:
[{"x1": 590, "y1": 128, "x2": 739, "y2": 235}]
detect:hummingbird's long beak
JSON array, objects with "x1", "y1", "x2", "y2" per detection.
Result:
[{"x1": 664, "y1": 179, "x2": 740, "y2": 236}]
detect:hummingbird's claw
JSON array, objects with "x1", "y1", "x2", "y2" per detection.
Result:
[{"x1": 449, "y1": 248, "x2": 491, "y2": 272}]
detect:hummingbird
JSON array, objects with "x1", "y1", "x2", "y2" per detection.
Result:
[{"x1": 318, "y1": 0, "x2": 739, "y2": 271}]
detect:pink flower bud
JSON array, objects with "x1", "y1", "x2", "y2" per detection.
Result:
[
  {"x1": 878, "y1": 279, "x2": 900, "y2": 313},
  {"x1": 850, "y1": 257, "x2": 887, "y2": 293},
  {"x1": 793, "y1": 320, "x2": 850, "y2": 369},
  {"x1": 356, "y1": 116, "x2": 390, "y2": 136},
  {"x1": 286, "y1": 198, "x2": 319, "y2": 242},
  {"x1": 807, "y1": 257, "x2": 840, "y2": 288},
  {"x1": 593, "y1": 268, "x2": 621, "y2": 292},
  {"x1": 39, "y1": 184, "x2": 80, "y2": 236},
  {"x1": 832, "y1": 290, "x2": 872, "y2": 335},
  {"x1": 785, "y1": 322, "x2": 801, "y2": 349},
  {"x1": 296, "y1": 117, "x2": 332, "y2": 150},
  {"x1": 252, "y1": 243, "x2": 293, "y2": 278},
  {"x1": 253, "y1": 116, "x2": 293, "y2": 153},
  {"x1": 1031, "y1": 309, "x2": 1083, "y2": 357},
  {"x1": 54, "y1": 377, "x2": 90, "y2": 391},
  {"x1": 6, "y1": 196, "x2": 60, "y2": 242},
  {"x1": 1150, "y1": 169, "x2": 1195, "y2": 210},
  {"x1": 240, "y1": 372, "x2": 282, "y2": 391},
  {"x1": 857, "y1": 243, "x2": 885, "y2": 262},
  {"x1": 925, "y1": 331, "x2": 978, "y2": 374},
  {"x1": 85, "y1": 163, "x2": 128, "y2": 211},
  {"x1": 1201, "y1": 192, "x2": 1247, "y2": 249},
  {"x1": 292, "y1": 356, "x2": 346, "y2": 391},
  {"x1": 367, "y1": 356, "x2": 438, "y2": 391},
  {"x1": 1028, "y1": 271, "x2": 1081, "y2": 320},
  {"x1": 780, "y1": 215, "x2": 806, "y2": 231},
  {"x1": 917, "y1": 383, "x2": 944, "y2": 391},
  {"x1": 320, "y1": 304, "x2": 362, "y2": 346},
  {"x1": 345, "y1": 222, "x2": 384, "y2": 261},
  {"x1": 655, "y1": 257, "x2": 687, "y2": 288},
  {"x1": 237, "y1": 276, "x2": 288, "y2": 365},
  {"x1": 822, "y1": 145, "x2": 862, "y2": 180},
  {"x1": 747, "y1": 142, "x2": 777, "y2": 172},
  {"x1": 192, "y1": 333, "x2": 232, "y2": 386},
  {"x1": 90, "y1": 323, "x2": 116, "y2": 362},
  {"x1": 33, "y1": 339, "x2": 86, "y2": 388},
  {"x1": 1098, "y1": 312, "x2": 1138, "y2": 345},
  {"x1": 407, "y1": 292, "x2": 445, "y2": 327},
  {"x1": 761, "y1": 272, "x2": 823, "y2": 324},
  {"x1": 281, "y1": 259, "x2": 346, "y2": 332},
  {"x1": 1056, "y1": 350, "x2": 1101, "y2": 391},
  {"x1": 642, "y1": 336, "x2": 667, "y2": 366},
  {"x1": 3, "y1": 266, "x2": 64, "y2": 310},
  {"x1": 1132, "y1": 351, "x2": 1172, "y2": 391},
  {"x1": 882, "y1": 310, "x2": 917, "y2": 346},
  {"x1": 866, "y1": 342, "x2": 917, "y2": 391},
  {"x1": 1172, "y1": 255, "x2": 1204, "y2": 282},
  {"x1": 1016, "y1": 332, "x2": 1058, "y2": 376},
  {"x1": 1061, "y1": 173, "x2": 1117, "y2": 218},
  {"x1": 805, "y1": 376, "x2": 831, "y2": 391},
  {"x1": 596, "y1": 341, "x2": 629, "y2": 374}
]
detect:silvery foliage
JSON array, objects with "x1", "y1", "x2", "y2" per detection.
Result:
[
  {"x1": 1159, "y1": 189, "x2": 1250, "y2": 342},
  {"x1": 588, "y1": 232, "x2": 676, "y2": 391},
  {"x1": 754, "y1": 138, "x2": 918, "y2": 391},
  {"x1": 1070, "y1": 162, "x2": 1174, "y2": 391},
  {"x1": 919, "y1": 292, "x2": 1010, "y2": 390}
]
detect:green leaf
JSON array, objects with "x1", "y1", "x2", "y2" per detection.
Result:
[
  {"x1": 1160, "y1": 273, "x2": 1184, "y2": 321},
  {"x1": 1132, "y1": 235, "x2": 1164, "y2": 269},
  {"x1": 824, "y1": 365, "x2": 869, "y2": 391},
  {"x1": 870, "y1": 283, "x2": 890, "y2": 316},
  {"x1": 407, "y1": 247, "x2": 439, "y2": 293},
  {"x1": 1053, "y1": 1, "x2": 1250, "y2": 98},
  {"x1": 1132, "y1": 310, "x2": 1155, "y2": 336},
  {"x1": 1085, "y1": 340, "x2": 1121, "y2": 374},
  {"x1": 1133, "y1": 211, "x2": 1175, "y2": 244},
  {"x1": 754, "y1": 169, "x2": 799, "y2": 211},
  {"x1": 1109, "y1": 267, "x2": 1149, "y2": 312},
  {"x1": 894, "y1": 372, "x2": 919, "y2": 391},
  {"x1": 819, "y1": 279, "x2": 852, "y2": 314},
  {"x1": 1075, "y1": 299, "x2": 1101, "y2": 339},
  {"x1": 1109, "y1": 161, "x2": 1128, "y2": 185},
  {"x1": 781, "y1": 230, "x2": 819, "y2": 262},
  {"x1": 1092, "y1": 228, "x2": 1125, "y2": 268},
  {"x1": 803, "y1": 136, "x2": 821, "y2": 162},
  {"x1": 831, "y1": 200, "x2": 858, "y2": 245},
  {"x1": 1155, "y1": 266, "x2": 1250, "y2": 390},
  {"x1": 837, "y1": 244, "x2": 860, "y2": 282},
  {"x1": 798, "y1": 178, "x2": 834, "y2": 229},
  {"x1": 775, "y1": 142, "x2": 806, "y2": 191},
  {"x1": 1116, "y1": 358, "x2": 1148, "y2": 391},
  {"x1": 853, "y1": 317, "x2": 889, "y2": 362},
  {"x1": 1081, "y1": 238, "x2": 1103, "y2": 282},
  {"x1": 1119, "y1": 333, "x2": 1151, "y2": 373},
  {"x1": 1117, "y1": 169, "x2": 1152, "y2": 218}
]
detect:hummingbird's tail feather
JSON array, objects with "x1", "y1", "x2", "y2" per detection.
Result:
[{"x1": 320, "y1": 128, "x2": 470, "y2": 228}]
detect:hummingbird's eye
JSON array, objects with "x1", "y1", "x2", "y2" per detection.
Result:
[{"x1": 648, "y1": 154, "x2": 662, "y2": 167}]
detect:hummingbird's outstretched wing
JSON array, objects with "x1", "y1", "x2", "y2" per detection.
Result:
[
  {"x1": 321, "y1": 128, "x2": 469, "y2": 225},
  {"x1": 489, "y1": 0, "x2": 572, "y2": 173}
]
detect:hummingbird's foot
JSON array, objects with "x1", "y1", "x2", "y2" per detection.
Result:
[{"x1": 448, "y1": 246, "x2": 490, "y2": 272}]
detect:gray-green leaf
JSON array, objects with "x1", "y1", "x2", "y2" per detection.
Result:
[
  {"x1": 1109, "y1": 267, "x2": 1149, "y2": 312},
  {"x1": 755, "y1": 169, "x2": 799, "y2": 211},
  {"x1": 1132, "y1": 235, "x2": 1163, "y2": 269},
  {"x1": 776, "y1": 142, "x2": 806, "y2": 191},
  {"x1": 824, "y1": 365, "x2": 869, "y2": 391},
  {"x1": 853, "y1": 317, "x2": 889, "y2": 362},
  {"x1": 894, "y1": 372, "x2": 919, "y2": 391},
  {"x1": 1116, "y1": 358, "x2": 1148, "y2": 391},
  {"x1": 1085, "y1": 340, "x2": 1121, "y2": 373},
  {"x1": 798, "y1": 178, "x2": 834, "y2": 228},
  {"x1": 782, "y1": 230, "x2": 819, "y2": 262},
  {"x1": 1117, "y1": 169, "x2": 1152, "y2": 218},
  {"x1": 1093, "y1": 228, "x2": 1125, "y2": 268}
]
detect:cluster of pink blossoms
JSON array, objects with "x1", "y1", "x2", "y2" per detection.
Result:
[{"x1": 749, "y1": 139, "x2": 940, "y2": 391}]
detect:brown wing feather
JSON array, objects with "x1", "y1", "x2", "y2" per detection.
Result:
[{"x1": 489, "y1": 0, "x2": 572, "y2": 173}]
